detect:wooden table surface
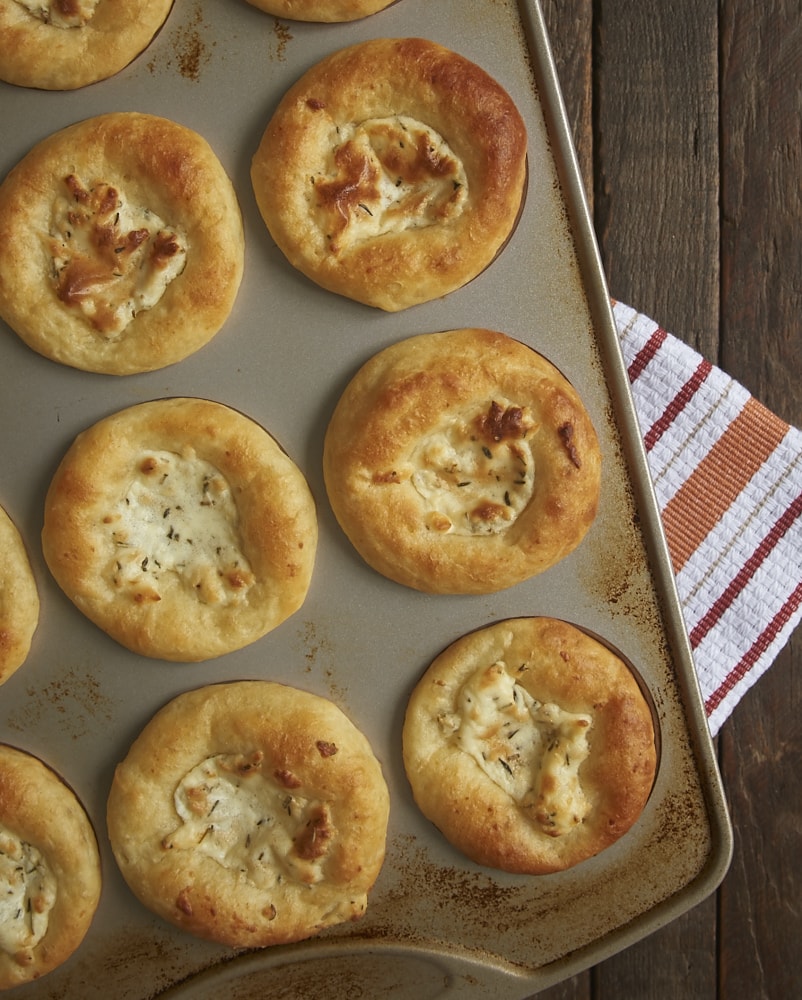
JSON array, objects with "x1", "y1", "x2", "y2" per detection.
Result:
[
  {"x1": 533, "y1": 1, "x2": 801, "y2": 997},
  {"x1": 0, "y1": 4, "x2": 797, "y2": 997}
]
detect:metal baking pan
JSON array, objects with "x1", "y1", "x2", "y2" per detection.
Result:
[{"x1": 0, "y1": 0, "x2": 732, "y2": 996}]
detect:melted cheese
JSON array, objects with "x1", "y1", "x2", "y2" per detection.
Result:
[
  {"x1": 409, "y1": 401, "x2": 536, "y2": 536},
  {"x1": 105, "y1": 448, "x2": 255, "y2": 606},
  {"x1": 0, "y1": 825, "x2": 57, "y2": 956},
  {"x1": 163, "y1": 753, "x2": 334, "y2": 889},
  {"x1": 15, "y1": 0, "x2": 100, "y2": 28},
  {"x1": 443, "y1": 661, "x2": 592, "y2": 836},
  {"x1": 309, "y1": 116, "x2": 467, "y2": 251},
  {"x1": 47, "y1": 173, "x2": 187, "y2": 337}
]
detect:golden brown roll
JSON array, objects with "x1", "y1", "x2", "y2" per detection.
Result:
[
  {"x1": 0, "y1": 0, "x2": 173, "y2": 90},
  {"x1": 0, "y1": 505, "x2": 39, "y2": 686},
  {"x1": 251, "y1": 38, "x2": 527, "y2": 310},
  {"x1": 107, "y1": 681, "x2": 390, "y2": 947},
  {"x1": 244, "y1": 0, "x2": 398, "y2": 22},
  {"x1": 0, "y1": 745, "x2": 101, "y2": 988},
  {"x1": 403, "y1": 617, "x2": 658, "y2": 874},
  {"x1": 0, "y1": 113, "x2": 243, "y2": 374},
  {"x1": 42, "y1": 398, "x2": 317, "y2": 661},
  {"x1": 323, "y1": 329, "x2": 601, "y2": 594}
]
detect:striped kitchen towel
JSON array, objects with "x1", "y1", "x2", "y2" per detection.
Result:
[{"x1": 614, "y1": 301, "x2": 802, "y2": 735}]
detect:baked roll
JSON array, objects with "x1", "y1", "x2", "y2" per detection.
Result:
[
  {"x1": 244, "y1": 0, "x2": 398, "y2": 22},
  {"x1": 0, "y1": 505, "x2": 39, "y2": 686},
  {"x1": 402, "y1": 617, "x2": 658, "y2": 874},
  {"x1": 0, "y1": 112, "x2": 244, "y2": 375},
  {"x1": 107, "y1": 681, "x2": 390, "y2": 948},
  {"x1": 0, "y1": 0, "x2": 173, "y2": 91},
  {"x1": 323, "y1": 329, "x2": 601, "y2": 594},
  {"x1": 0, "y1": 745, "x2": 101, "y2": 989},
  {"x1": 41, "y1": 397, "x2": 317, "y2": 662},
  {"x1": 251, "y1": 38, "x2": 527, "y2": 311}
]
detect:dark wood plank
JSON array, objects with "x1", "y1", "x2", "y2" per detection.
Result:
[
  {"x1": 591, "y1": 0, "x2": 721, "y2": 361},
  {"x1": 540, "y1": 0, "x2": 594, "y2": 196},
  {"x1": 531, "y1": 974, "x2": 591, "y2": 1000},
  {"x1": 719, "y1": 0, "x2": 802, "y2": 427},
  {"x1": 719, "y1": 642, "x2": 802, "y2": 1000},
  {"x1": 717, "y1": 1, "x2": 802, "y2": 997}
]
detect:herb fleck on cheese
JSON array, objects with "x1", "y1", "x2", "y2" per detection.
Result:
[
  {"x1": 309, "y1": 116, "x2": 468, "y2": 252},
  {"x1": 104, "y1": 448, "x2": 254, "y2": 606},
  {"x1": 445, "y1": 661, "x2": 592, "y2": 836},
  {"x1": 0, "y1": 825, "x2": 57, "y2": 956},
  {"x1": 163, "y1": 752, "x2": 335, "y2": 891},
  {"x1": 15, "y1": 0, "x2": 100, "y2": 29},
  {"x1": 409, "y1": 400, "x2": 536, "y2": 536},
  {"x1": 47, "y1": 173, "x2": 187, "y2": 337}
]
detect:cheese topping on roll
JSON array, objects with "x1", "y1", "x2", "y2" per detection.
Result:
[
  {"x1": 441, "y1": 661, "x2": 593, "y2": 836},
  {"x1": 309, "y1": 116, "x2": 468, "y2": 253},
  {"x1": 410, "y1": 400, "x2": 536, "y2": 536},
  {"x1": 15, "y1": 0, "x2": 100, "y2": 28},
  {"x1": 47, "y1": 173, "x2": 187, "y2": 337},
  {"x1": 163, "y1": 752, "x2": 335, "y2": 891},
  {"x1": 0, "y1": 825, "x2": 57, "y2": 955},
  {"x1": 105, "y1": 449, "x2": 255, "y2": 607}
]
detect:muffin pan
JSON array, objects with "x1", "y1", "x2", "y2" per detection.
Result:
[{"x1": 0, "y1": 1, "x2": 732, "y2": 996}]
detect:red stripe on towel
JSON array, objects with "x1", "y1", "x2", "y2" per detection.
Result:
[
  {"x1": 644, "y1": 358, "x2": 713, "y2": 452},
  {"x1": 705, "y1": 579, "x2": 802, "y2": 715},
  {"x1": 627, "y1": 325, "x2": 667, "y2": 383},
  {"x1": 689, "y1": 490, "x2": 802, "y2": 647}
]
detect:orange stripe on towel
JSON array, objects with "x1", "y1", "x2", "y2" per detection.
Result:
[{"x1": 661, "y1": 398, "x2": 790, "y2": 572}]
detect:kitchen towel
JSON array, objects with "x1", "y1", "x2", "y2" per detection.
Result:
[{"x1": 614, "y1": 301, "x2": 802, "y2": 735}]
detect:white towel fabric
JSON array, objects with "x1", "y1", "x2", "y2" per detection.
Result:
[{"x1": 614, "y1": 302, "x2": 802, "y2": 734}]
